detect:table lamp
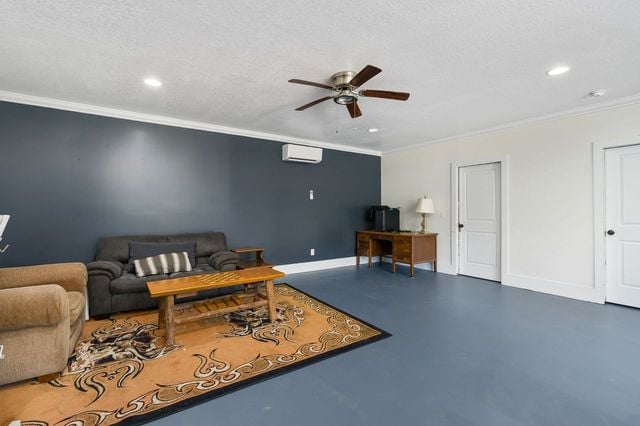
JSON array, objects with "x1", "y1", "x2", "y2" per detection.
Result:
[{"x1": 415, "y1": 197, "x2": 435, "y2": 233}]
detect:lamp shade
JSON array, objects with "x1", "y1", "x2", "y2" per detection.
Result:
[{"x1": 415, "y1": 197, "x2": 435, "y2": 214}]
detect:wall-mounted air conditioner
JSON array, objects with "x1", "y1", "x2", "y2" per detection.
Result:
[{"x1": 282, "y1": 144, "x2": 323, "y2": 164}]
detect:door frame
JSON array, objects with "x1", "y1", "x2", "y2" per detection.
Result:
[
  {"x1": 450, "y1": 156, "x2": 510, "y2": 281},
  {"x1": 593, "y1": 138, "x2": 640, "y2": 304}
]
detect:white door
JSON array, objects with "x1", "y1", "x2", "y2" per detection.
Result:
[
  {"x1": 459, "y1": 163, "x2": 501, "y2": 281},
  {"x1": 605, "y1": 144, "x2": 640, "y2": 307}
]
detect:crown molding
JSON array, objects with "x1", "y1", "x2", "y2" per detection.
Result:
[
  {"x1": 0, "y1": 90, "x2": 382, "y2": 157},
  {"x1": 383, "y1": 92, "x2": 640, "y2": 154}
]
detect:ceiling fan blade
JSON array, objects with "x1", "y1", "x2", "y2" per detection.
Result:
[
  {"x1": 346, "y1": 102, "x2": 362, "y2": 119},
  {"x1": 295, "y1": 96, "x2": 333, "y2": 111},
  {"x1": 288, "y1": 79, "x2": 334, "y2": 90},
  {"x1": 360, "y1": 89, "x2": 410, "y2": 101},
  {"x1": 349, "y1": 65, "x2": 382, "y2": 87}
]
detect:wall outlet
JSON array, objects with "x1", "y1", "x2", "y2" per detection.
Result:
[
  {"x1": 310, "y1": 248, "x2": 315, "y2": 256},
  {"x1": 309, "y1": 190, "x2": 314, "y2": 200}
]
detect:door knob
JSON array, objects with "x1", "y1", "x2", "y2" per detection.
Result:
[
  {"x1": 458, "y1": 223, "x2": 464, "y2": 229},
  {"x1": 607, "y1": 229, "x2": 615, "y2": 236}
]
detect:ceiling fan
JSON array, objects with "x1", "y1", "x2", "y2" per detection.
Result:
[{"x1": 288, "y1": 65, "x2": 410, "y2": 119}]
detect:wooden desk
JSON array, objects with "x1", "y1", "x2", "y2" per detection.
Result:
[{"x1": 356, "y1": 231, "x2": 438, "y2": 277}]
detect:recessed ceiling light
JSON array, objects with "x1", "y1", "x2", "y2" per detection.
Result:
[
  {"x1": 144, "y1": 77, "x2": 162, "y2": 87},
  {"x1": 368, "y1": 128, "x2": 379, "y2": 133},
  {"x1": 589, "y1": 89, "x2": 607, "y2": 98},
  {"x1": 546, "y1": 66, "x2": 570, "y2": 76}
]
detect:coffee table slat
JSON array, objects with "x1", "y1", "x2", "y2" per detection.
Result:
[{"x1": 147, "y1": 268, "x2": 285, "y2": 298}]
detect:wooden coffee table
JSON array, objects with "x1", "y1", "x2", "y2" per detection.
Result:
[{"x1": 146, "y1": 267, "x2": 285, "y2": 345}]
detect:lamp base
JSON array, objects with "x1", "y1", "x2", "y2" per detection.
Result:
[{"x1": 420, "y1": 213, "x2": 428, "y2": 234}]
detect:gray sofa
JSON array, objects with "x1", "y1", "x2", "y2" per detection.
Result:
[{"x1": 86, "y1": 232, "x2": 240, "y2": 318}]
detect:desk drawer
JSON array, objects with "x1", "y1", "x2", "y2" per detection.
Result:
[
  {"x1": 393, "y1": 238, "x2": 411, "y2": 256},
  {"x1": 357, "y1": 239, "x2": 370, "y2": 250},
  {"x1": 394, "y1": 255, "x2": 412, "y2": 263},
  {"x1": 393, "y1": 237, "x2": 412, "y2": 247},
  {"x1": 357, "y1": 247, "x2": 370, "y2": 257},
  {"x1": 356, "y1": 238, "x2": 369, "y2": 257},
  {"x1": 393, "y1": 248, "x2": 411, "y2": 258}
]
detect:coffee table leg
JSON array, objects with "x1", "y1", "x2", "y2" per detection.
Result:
[
  {"x1": 165, "y1": 295, "x2": 175, "y2": 345},
  {"x1": 158, "y1": 297, "x2": 166, "y2": 330},
  {"x1": 265, "y1": 279, "x2": 276, "y2": 322}
]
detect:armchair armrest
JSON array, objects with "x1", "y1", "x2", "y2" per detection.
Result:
[
  {"x1": 208, "y1": 251, "x2": 240, "y2": 270},
  {"x1": 87, "y1": 260, "x2": 124, "y2": 280},
  {"x1": 0, "y1": 262, "x2": 87, "y2": 294},
  {"x1": 0, "y1": 285, "x2": 68, "y2": 331}
]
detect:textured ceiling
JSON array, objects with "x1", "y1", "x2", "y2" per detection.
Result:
[{"x1": 2, "y1": 1, "x2": 640, "y2": 153}]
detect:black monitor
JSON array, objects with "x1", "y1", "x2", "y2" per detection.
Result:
[{"x1": 369, "y1": 206, "x2": 400, "y2": 232}]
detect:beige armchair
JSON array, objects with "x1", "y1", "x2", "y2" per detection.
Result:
[{"x1": 0, "y1": 263, "x2": 87, "y2": 385}]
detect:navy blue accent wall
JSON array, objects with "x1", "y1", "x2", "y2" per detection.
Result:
[{"x1": 0, "y1": 101, "x2": 380, "y2": 267}]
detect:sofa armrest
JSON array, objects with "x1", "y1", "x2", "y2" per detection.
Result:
[
  {"x1": 87, "y1": 260, "x2": 123, "y2": 280},
  {"x1": 0, "y1": 262, "x2": 87, "y2": 294},
  {"x1": 0, "y1": 285, "x2": 69, "y2": 331},
  {"x1": 87, "y1": 273, "x2": 113, "y2": 318},
  {"x1": 208, "y1": 251, "x2": 240, "y2": 270}
]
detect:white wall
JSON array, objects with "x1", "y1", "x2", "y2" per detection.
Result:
[{"x1": 382, "y1": 102, "x2": 640, "y2": 302}]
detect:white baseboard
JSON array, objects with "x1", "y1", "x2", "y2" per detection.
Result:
[
  {"x1": 276, "y1": 257, "x2": 598, "y2": 303},
  {"x1": 502, "y1": 273, "x2": 599, "y2": 303},
  {"x1": 409, "y1": 260, "x2": 598, "y2": 302},
  {"x1": 275, "y1": 256, "x2": 363, "y2": 274},
  {"x1": 413, "y1": 262, "x2": 458, "y2": 275},
  {"x1": 379, "y1": 257, "x2": 457, "y2": 275},
  {"x1": 277, "y1": 255, "x2": 456, "y2": 276}
]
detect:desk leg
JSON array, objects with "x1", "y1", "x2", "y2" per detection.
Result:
[
  {"x1": 434, "y1": 261, "x2": 437, "y2": 272},
  {"x1": 392, "y1": 258, "x2": 396, "y2": 273},
  {"x1": 164, "y1": 295, "x2": 175, "y2": 346},
  {"x1": 368, "y1": 249, "x2": 372, "y2": 268},
  {"x1": 266, "y1": 279, "x2": 276, "y2": 322},
  {"x1": 356, "y1": 254, "x2": 360, "y2": 266},
  {"x1": 410, "y1": 263, "x2": 415, "y2": 277}
]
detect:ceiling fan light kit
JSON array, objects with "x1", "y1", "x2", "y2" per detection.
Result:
[
  {"x1": 288, "y1": 65, "x2": 410, "y2": 118},
  {"x1": 334, "y1": 89, "x2": 357, "y2": 105}
]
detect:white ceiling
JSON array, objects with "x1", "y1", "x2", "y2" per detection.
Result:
[{"x1": 2, "y1": 1, "x2": 640, "y2": 153}]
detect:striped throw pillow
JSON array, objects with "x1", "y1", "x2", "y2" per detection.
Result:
[{"x1": 133, "y1": 252, "x2": 193, "y2": 278}]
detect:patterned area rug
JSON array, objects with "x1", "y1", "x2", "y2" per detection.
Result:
[{"x1": 0, "y1": 284, "x2": 389, "y2": 425}]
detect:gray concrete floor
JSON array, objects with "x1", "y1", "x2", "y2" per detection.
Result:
[{"x1": 151, "y1": 264, "x2": 640, "y2": 425}]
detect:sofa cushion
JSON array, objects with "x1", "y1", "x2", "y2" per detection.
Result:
[
  {"x1": 96, "y1": 235, "x2": 169, "y2": 263},
  {"x1": 128, "y1": 241, "x2": 196, "y2": 272},
  {"x1": 168, "y1": 233, "x2": 227, "y2": 259},
  {"x1": 134, "y1": 252, "x2": 192, "y2": 277},
  {"x1": 67, "y1": 291, "x2": 85, "y2": 326},
  {"x1": 110, "y1": 264, "x2": 221, "y2": 295},
  {"x1": 95, "y1": 232, "x2": 228, "y2": 264},
  {"x1": 170, "y1": 264, "x2": 215, "y2": 278},
  {"x1": 110, "y1": 273, "x2": 170, "y2": 294}
]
